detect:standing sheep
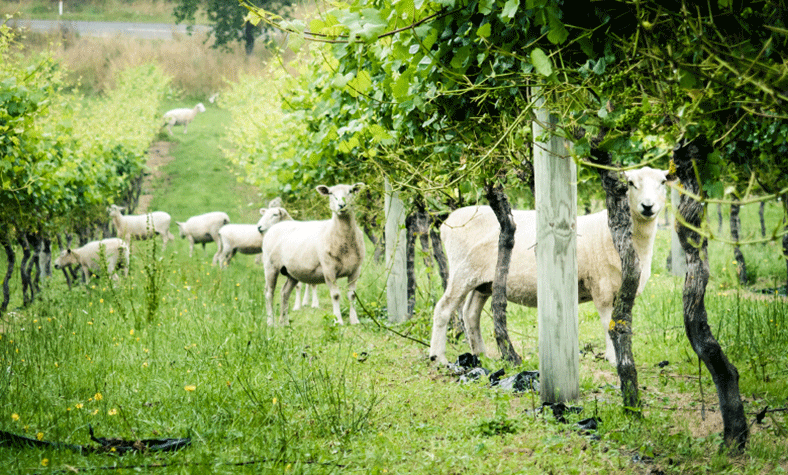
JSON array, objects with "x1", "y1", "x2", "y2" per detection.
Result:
[
  {"x1": 429, "y1": 167, "x2": 671, "y2": 366},
  {"x1": 176, "y1": 211, "x2": 230, "y2": 264},
  {"x1": 162, "y1": 103, "x2": 206, "y2": 135},
  {"x1": 53, "y1": 238, "x2": 129, "y2": 282},
  {"x1": 216, "y1": 207, "x2": 291, "y2": 267},
  {"x1": 108, "y1": 204, "x2": 175, "y2": 250},
  {"x1": 263, "y1": 183, "x2": 365, "y2": 326}
]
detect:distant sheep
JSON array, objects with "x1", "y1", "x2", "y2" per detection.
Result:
[
  {"x1": 53, "y1": 238, "x2": 129, "y2": 282},
  {"x1": 176, "y1": 211, "x2": 230, "y2": 263},
  {"x1": 263, "y1": 183, "x2": 365, "y2": 326},
  {"x1": 162, "y1": 103, "x2": 206, "y2": 135},
  {"x1": 108, "y1": 204, "x2": 174, "y2": 250},
  {"x1": 429, "y1": 167, "x2": 672, "y2": 366},
  {"x1": 216, "y1": 207, "x2": 291, "y2": 267}
]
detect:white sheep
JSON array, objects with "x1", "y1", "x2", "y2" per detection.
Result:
[
  {"x1": 263, "y1": 183, "x2": 365, "y2": 326},
  {"x1": 429, "y1": 167, "x2": 671, "y2": 366},
  {"x1": 176, "y1": 211, "x2": 230, "y2": 263},
  {"x1": 216, "y1": 207, "x2": 291, "y2": 267},
  {"x1": 162, "y1": 103, "x2": 206, "y2": 135},
  {"x1": 108, "y1": 204, "x2": 175, "y2": 250},
  {"x1": 53, "y1": 238, "x2": 130, "y2": 282}
]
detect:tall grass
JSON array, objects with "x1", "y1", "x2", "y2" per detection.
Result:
[{"x1": 15, "y1": 28, "x2": 272, "y2": 98}]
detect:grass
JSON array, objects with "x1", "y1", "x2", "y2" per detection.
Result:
[
  {"x1": 1, "y1": 3, "x2": 788, "y2": 472},
  {"x1": 1, "y1": 0, "x2": 197, "y2": 24}
]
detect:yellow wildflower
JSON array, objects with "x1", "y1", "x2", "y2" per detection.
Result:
[
  {"x1": 11, "y1": 413, "x2": 19, "y2": 421},
  {"x1": 184, "y1": 385, "x2": 196, "y2": 392}
]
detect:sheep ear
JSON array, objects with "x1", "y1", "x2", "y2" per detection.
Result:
[
  {"x1": 259, "y1": 208, "x2": 267, "y2": 216},
  {"x1": 316, "y1": 185, "x2": 330, "y2": 196},
  {"x1": 351, "y1": 182, "x2": 365, "y2": 193},
  {"x1": 280, "y1": 208, "x2": 292, "y2": 219},
  {"x1": 663, "y1": 169, "x2": 677, "y2": 182}
]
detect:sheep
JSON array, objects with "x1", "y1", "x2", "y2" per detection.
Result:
[
  {"x1": 108, "y1": 204, "x2": 175, "y2": 250},
  {"x1": 216, "y1": 207, "x2": 291, "y2": 267},
  {"x1": 429, "y1": 167, "x2": 671, "y2": 366},
  {"x1": 162, "y1": 103, "x2": 206, "y2": 135},
  {"x1": 176, "y1": 211, "x2": 231, "y2": 263},
  {"x1": 263, "y1": 183, "x2": 365, "y2": 326},
  {"x1": 53, "y1": 238, "x2": 130, "y2": 282}
]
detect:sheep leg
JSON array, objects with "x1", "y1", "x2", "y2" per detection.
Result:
[
  {"x1": 594, "y1": 302, "x2": 616, "y2": 364},
  {"x1": 293, "y1": 283, "x2": 303, "y2": 311},
  {"x1": 279, "y1": 277, "x2": 298, "y2": 325},
  {"x1": 264, "y1": 269, "x2": 278, "y2": 326},
  {"x1": 430, "y1": 285, "x2": 471, "y2": 365},
  {"x1": 463, "y1": 290, "x2": 490, "y2": 358},
  {"x1": 310, "y1": 284, "x2": 319, "y2": 308},
  {"x1": 347, "y1": 276, "x2": 360, "y2": 325},
  {"x1": 323, "y1": 274, "x2": 345, "y2": 325}
]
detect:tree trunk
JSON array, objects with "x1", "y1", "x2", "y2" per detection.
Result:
[
  {"x1": 2, "y1": 237, "x2": 14, "y2": 313},
  {"x1": 783, "y1": 197, "x2": 788, "y2": 291},
  {"x1": 717, "y1": 203, "x2": 723, "y2": 233},
  {"x1": 485, "y1": 184, "x2": 521, "y2": 365},
  {"x1": 18, "y1": 234, "x2": 32, "y2": 306},
  {"x1": 759, "y1": 201, "x2": 766, "y2": 242},
  {"x1": 405, "y1": 213, "x2": 417, "y2": 318},
  {"x1": 674, "y1": 138, "x2": 748, "y2": 451},
  {"x1": 590, "y1": 146, "x2": 641, "y2": 413},
  {"x1": 39, "y1": 238, "x2": 52, "y2": 279},
  {"x1": 244, "y1": 21, "x2": 255, "y2": 56},
  {"x1": 730, "y1": 204, "x2": 747, "y2": 285}
]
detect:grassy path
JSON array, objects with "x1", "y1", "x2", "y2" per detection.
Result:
[{"x1": 150, "y1": 100, "x2": 264, "y2": 225}]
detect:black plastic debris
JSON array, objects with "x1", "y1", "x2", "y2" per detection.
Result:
[
  {"x1": 656, "y1": 360, "x2": 670, "y2": 368},
  {"x1": 88, "y1": 425, "x2": 191, "y2": 454},
  {"x1": 489, "y1": 369, "x2": 540, "y2": 392},
  {"x1": 457, "y1": 353, "x2": 481, "y2": 369},
  {"x1": 0, "y1": 426, "x2": 191, "y2": 455},
  {"x1": 459, "y1": 367, "x2": 491, "y2": 383},
  {"x1": 541, "y1": 401, "x2": 584, "y2": 423}
]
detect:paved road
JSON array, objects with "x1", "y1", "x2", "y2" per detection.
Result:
[{"x1": 7, "y1": 19, "x2": 209, "y2": 40}]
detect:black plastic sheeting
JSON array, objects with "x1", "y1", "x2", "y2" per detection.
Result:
[
  {"x1": 0, "y1": 425, "x2": 191, "y2": 455},
  {"x1": 448, "y1": 353, "x2": 602, "y2": 435}
]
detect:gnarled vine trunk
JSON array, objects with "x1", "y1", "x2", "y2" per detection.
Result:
[
  {"x1": 485, "y1": 184, "x2": 521, "y2": 365},
  {"x1": 590, "y1": 146, "x2": 641, "y2": 413},
  {"x1": 674, "y1": 138, "x2": 748, "y2": 451},
  {"x1": 2, "y1": 236, "x2": 14, "y2": 313},
  {"x1": 730, "y1": 204, "x2": 747, "y2": 285}
]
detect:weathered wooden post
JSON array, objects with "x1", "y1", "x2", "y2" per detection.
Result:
[
  {"x1": 385, "y1": 178, "x2": 408, "y2": 322},
  {"x1": 669, "y1": 188, "x2": 687, "y2": 276},
  {"x1": 533, "y1": 90, "x2": 579, "y2": 403}
]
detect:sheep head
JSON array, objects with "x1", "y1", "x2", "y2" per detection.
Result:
[
  {"x1": 623, "y1": 167, "x2": 673, "y2": 222},
  {"x1": 317, "y1": 183, "x2": 364, "y2": 216},
  {"x1": 257, "y1": 207, "x2": 291, "y2": 234}
]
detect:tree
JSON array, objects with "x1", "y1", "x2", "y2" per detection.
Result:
[{"x1": 173, "y1": 0, "x2": 296, "y2": 55}]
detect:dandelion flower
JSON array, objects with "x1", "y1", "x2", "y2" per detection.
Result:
[
  {"x1": 184, "y1": 385, "x2": 196, "y2": 392},
  {"x1": 76, "y1": 403, "x2": 83, "y2": 409},
  {"x1": 11, "y1": 413, "x2": 19, "y2": 422},
  {"x1": 129, "y1": 329, "x2": 135, "y2": 336},
  {"x1": 94, "y1": 392, "x2": 103, "y2": 401},
  {"x1": 41, "y1": 459, "x2": 49, "y2": 467},
  {"x1": 273, "y1": 398, "x2": 277, "y2": 405},
  {"x1": 36, "y1": 432, "x2": 44, "y2": 441},
  {"x1": 108, "y1": 408, "x2": 118, "y2": 416}
]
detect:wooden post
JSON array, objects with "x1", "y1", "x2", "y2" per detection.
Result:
[
  {"x1": 533, "y1": 90, "x2": 579, "y2": 403},
  {"x1": 384, "y1": 178, "x2": 408, "y2": 323},
  {"x1": 669, "y1": 188, "x2": 687, "y2": 276}
]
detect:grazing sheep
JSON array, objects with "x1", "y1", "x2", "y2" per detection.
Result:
[
  {"x1": 53, "y1": 238, "x2": 129, "y2": 282},
  {"x1": 176, "y1": 211, "x2": 230, "y2": 263},
  {"x1": 108, "y1": 205, "x2": 174, "y2": 250},
  {"x1": 162, "y1": 103, "x2": 206, "y2": 135},
  {"x1": 263, "y1": 183, "x2": 365, "y2": 326},
  {"x1": 216, "y1": 207, "x2": 291, "y2": 267},
  {"x1": 429, "y1": 167, "x2": 671, "y2": 366}
]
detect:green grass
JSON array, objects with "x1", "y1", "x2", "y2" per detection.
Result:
[{"x1": 2, "y1": 81, "x2": 788, "y2": 474}]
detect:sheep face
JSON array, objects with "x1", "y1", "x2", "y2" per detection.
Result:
[
  {"x1": 107, "y1": 204, "x2": 125, "y2": 217},
  {"x1": 316, "y1": 183, "x2": 364, "y2": 216},
  {"x1": 195, "y1": 103, "x2": 206, "y2": 113},
  {"x1": 53, "y1": 249, "x2": 77, "y2": 270},
  {"x1": 624, "y1": 167, "x2": 671, "y2": 222},
  {"x1": 257, "y1": 207, "x2": 291, "y2": 234},
  {"x1": 176, "y1": 222, "x2": 187, "y2": 238}
]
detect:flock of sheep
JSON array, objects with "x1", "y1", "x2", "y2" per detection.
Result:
[{"x1": 53, "y1": 161, "x2": 672, "y2": 366}]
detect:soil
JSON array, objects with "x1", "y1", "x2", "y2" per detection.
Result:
[{"x1": 137, "y1": 141, "x2": 175, "y2": 213}]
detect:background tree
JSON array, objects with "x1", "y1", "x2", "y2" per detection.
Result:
[{"x1": 174, "y1": 0, "x2": 296, "y2": 55}]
